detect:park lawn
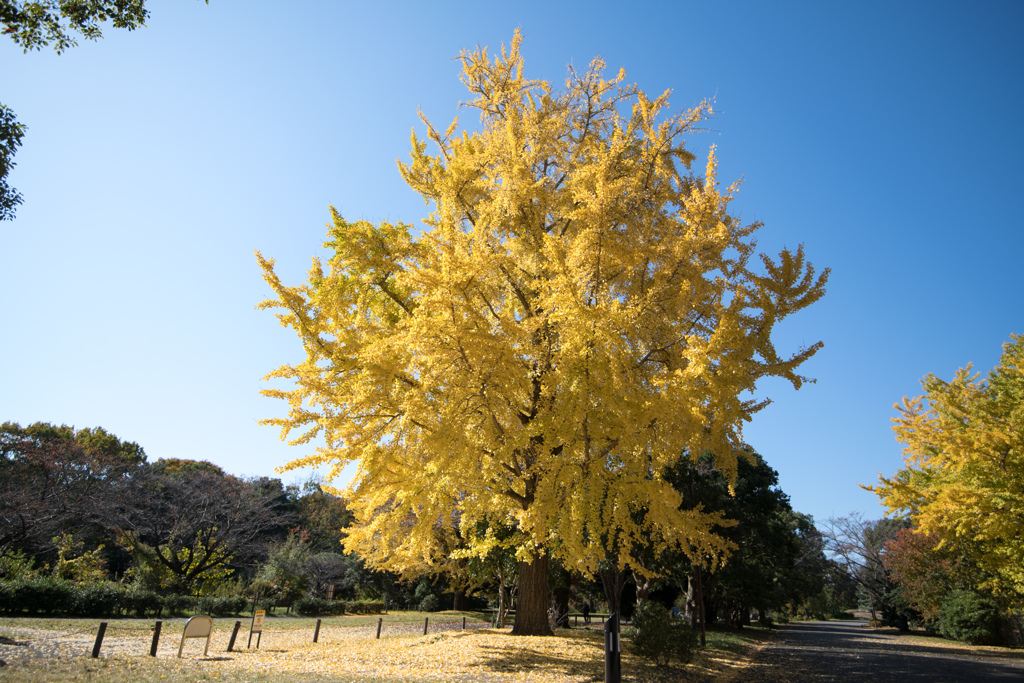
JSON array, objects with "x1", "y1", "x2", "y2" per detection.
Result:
[{"x1": 0, "y1": 615, "x2": 772, "y2": 682}]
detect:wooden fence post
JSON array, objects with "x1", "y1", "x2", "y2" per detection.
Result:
[
  {"x1": 376, "y1": 617, "x2": 383, "y2": 639},
  {"x1": 149, "y1": 620, "x2": 162, "y2": 656},
  {"x1": 227, "y1": 620, "x2": 241, "y2": 652},
  {"x1": 423, "y1": 617, "x2": 429, "y2": 636},
  {"x1": 91, "y1": 622, "x2": 107, "y2": 658},
  {"x1": 313, "y1": 618, "x2": 322, "y2": 643}
]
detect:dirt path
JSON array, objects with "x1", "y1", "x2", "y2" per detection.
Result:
[{"x1": 738, "y1": 619, "x2": 1024, "y2": 682}]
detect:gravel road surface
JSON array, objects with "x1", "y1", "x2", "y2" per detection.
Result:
[{"x1": 739, "y1": 619, "x2": 1024, "y2": 682}]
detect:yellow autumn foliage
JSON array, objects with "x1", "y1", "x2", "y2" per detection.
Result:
[
  {"x1": 870, "y1": 334, "x2": 1024, "y2": 599},
  {"x1": 257, "y1": 32, "x2": 827, "y2": 582}
]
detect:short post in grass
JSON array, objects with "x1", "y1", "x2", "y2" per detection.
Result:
[
  {"x1": 462, "y1": 616, "x2": 466, "y2": 630},
  {"x1": 227, "y1": 620, "x2": 241, "y2": 652},
  {"x1": 604, "y1": 612, "x2": 621, "y2": 683},
  {"x1": 423, "y1": 617, "x2": 429, "y2": 635},
  {"x1": 313, "y1": 618, "x2": 322, "y2": 643},
  {"x1": 376, "y1": 617, "x2": 383, "y2": 639},
  {"x1": 150, "y1": 620, "x2": 162, "y2": 656},
  {"x1": 91, "y1": 622, "x2": 107, "y2": 658}
]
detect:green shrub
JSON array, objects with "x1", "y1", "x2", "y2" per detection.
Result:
[
  {"x1": 347, "y1": 600, "x2": 384, "y2": 614},
  {"x1": 629, "y1": 601, "x2": 699, "y2": 667},
  {"x1": 6, "y1": 577, "x2": 76, "y2": 615},
  {"x1": 74, "y1": 583, "x2": 122, "y2": 616},
  {"x1": 294, "y1": 597, "x2": 344, "y2": 616},
  {"x1": 163, "y1": 594, "x2": 193, "y2": 616},
  {"x1": 0, "y1": 581, "x2": 13, "y2": 612},
  {"x1": 419, "y1": 594, "x2": 441, "y2": 613},
  {"x1": 195, "y1": 595, "x2": 248, "y2": 616},
  {"x1": 123, "y1": 589, "x2": 164, "y2": 617},
  {"x1": 938, "y1": 590, "x2": 1000, "y2": 645}
]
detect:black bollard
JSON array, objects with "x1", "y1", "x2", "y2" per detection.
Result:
[
  {"x1": 313, "y1": 618, "x2": 322, "y2": 643},
  {"x1": 462, "y1": 616, "x2": 466, "y2": 630},
  {"x1": 150, "y1": 620, "x2": 162, "y2": 657},
  {"x1": 376, "y1": 617, "x2": 383, "y2": 639},
  {"x1": 227, "y1": 621, "x2": 241, "y2": 652},
  {"x1": 91, "y1": 622, "x2": 107, "y2": 658},
  {"x1": 423, "y1": 617, "x2": 429, "y2": 635},
  {"x1": 604, "y1": 612, "x2": 621, "y2": 683}
]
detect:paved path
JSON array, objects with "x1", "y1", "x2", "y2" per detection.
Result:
[{"x1": 739, "y1": 619, "x2": 1024, "y2": 682}]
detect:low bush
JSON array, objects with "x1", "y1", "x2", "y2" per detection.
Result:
[
  {"x1": 163, "y1": 593, "x2": 193, "y2": 616},
  {"x1": 74, "y1": 583, "x2": 122, "y2": 616},
  {"x1": 628, "y1": 601, "x2": 699, "y2": 666},
  {"x1": 2, "y1": 577, "x2": 77, "y2": 615},
  {"x1": 123, "y1": 589, "x2": 165, "y2": 618},
  {"x1": 197, "y1": 595, "x2": 249, "y2": 616},
  {"x1": 294, "y1": 597, "x2": 345, "y2": 616},
  {"x1": 938, "y1": 590, "x2": 1000, "y2": 645},
  {"x1": 346, "y1": 600, "x2": 385, "y2": 614},
  {"x1": 419, "y1": 594, "x2": 441, "y2": 613}
]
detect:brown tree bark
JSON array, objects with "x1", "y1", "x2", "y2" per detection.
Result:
[
  {"x1": 600, "y1": 561, "x2": 628, "y2": 619},
  {"x1": 452, "y1": 589, "x2": 469, "y2": 611},
  {"x1": 512, "y1": 552, "x2": 553, "y2": 636}
]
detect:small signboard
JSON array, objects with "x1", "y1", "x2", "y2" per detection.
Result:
[
  {"x1": 178, "y1": 615, "x2": 213, "y2": 658},
  {"x1": 248, "y1": 609, "x2": 266, "y2": 649}
]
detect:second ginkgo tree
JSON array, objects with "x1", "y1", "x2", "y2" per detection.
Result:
[{"x1": 258, "y1": 32, "x2": 828, "y2": 636}]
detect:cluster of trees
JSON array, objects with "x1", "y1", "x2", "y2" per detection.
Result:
[
  {"x1": 0, "y1": 418, "x2": 851, "y2": 630},
  {"x1": 856, "y1": 334, "x2": 1024, "y2": 645},
  {"x1": 0, "y1": 420, "x2": 412, "y2": 611}
]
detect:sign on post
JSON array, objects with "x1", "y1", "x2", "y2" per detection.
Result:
[
  {"x1": 248, "y1": 609, "x2": 266, "y2": 649},
  {"x1": 178, "y1": 616, "x2": 214, "y2": 658}
]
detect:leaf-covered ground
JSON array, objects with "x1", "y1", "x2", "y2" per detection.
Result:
[{"x1": 0, "y1": 614, "x2": 771, "y2": 682}]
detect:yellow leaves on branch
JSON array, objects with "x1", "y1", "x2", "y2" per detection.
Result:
[
  {"x1": 869, "y1": 334, "x2": 1024, "y2": 597},
  {"x1": 257, "y1": 30, "x2": 828, "y2": 579}
]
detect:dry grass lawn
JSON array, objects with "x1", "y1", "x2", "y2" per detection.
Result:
[{"x1": 0, "y1": 612, "x2": 772, "y2": 682}]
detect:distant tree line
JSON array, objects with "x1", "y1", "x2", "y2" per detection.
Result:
[{"x1": 1, "y1": 420, "x2": 854, "y2": 626}]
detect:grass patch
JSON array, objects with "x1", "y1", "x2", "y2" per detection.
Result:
[
  {"x1": 0, "y1": 616, "x2": 771, "y2": 682},
  {"x1": 702, "y1": 623, "x2": 775, "y2": 656}
]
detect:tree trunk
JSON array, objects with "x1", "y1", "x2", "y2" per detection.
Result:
[
  {"x1": 632, "y1": 569, "x2": 653, "y2": 604},
  {"x1": 496, "y1": 565, "x2": 508, "y2": 628},
  {"x1": 600, "y1": 561, "x2": 628, "y2": 619},
  {"x1": 453, "y1": 589, "x2": 469, "y2": 611},
  {"x1": 695, "y1": 564, "x2": 707, "y2": 647},
  {"x1": 512, "y1": 552, "x2": 552, "y2": 636}
]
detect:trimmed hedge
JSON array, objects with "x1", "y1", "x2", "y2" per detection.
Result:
[
  {"x1": 293, "y1": 598, "x2": 385, "y2": 616},
  {"x1": 197, "y1": 595, "x2": 249, "y2": 616},
  {"x1": 0, "y1": 579, "x2": 196, "y2": 618},
  {"x1": 0, "y1": 579, "x2": 383, "y2": 618}
]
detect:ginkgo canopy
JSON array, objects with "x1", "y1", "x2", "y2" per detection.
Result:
[{"x1": 258, "y1": 31, "x2": 827, "y2": 596}]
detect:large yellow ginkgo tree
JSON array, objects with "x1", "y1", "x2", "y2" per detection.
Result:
[{"x1": 257, "y1": 32, "x2": 828, "y2": 635}]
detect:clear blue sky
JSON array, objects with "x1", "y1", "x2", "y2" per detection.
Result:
[{"x1": 2, "y1": 0, "x2": 1021, "y2": 525}]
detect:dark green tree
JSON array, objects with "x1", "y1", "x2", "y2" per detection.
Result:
[
  {"x1": 668, "y1": 449, "x2": 806, "y2": 627},
  {"x1": 0, "y1": 103, "x2": 24, "y2": 220}
]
